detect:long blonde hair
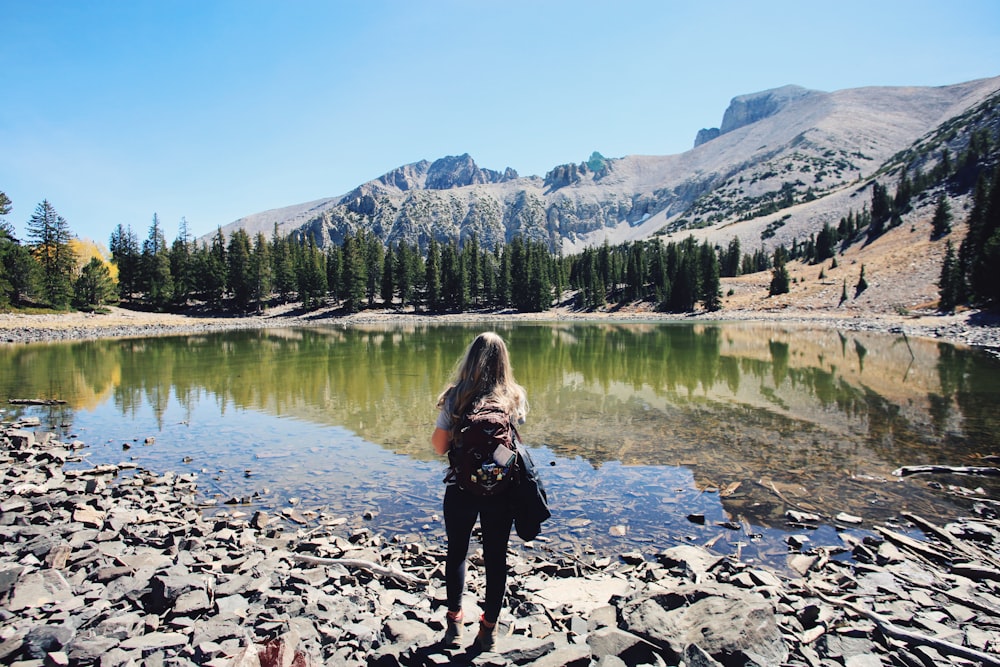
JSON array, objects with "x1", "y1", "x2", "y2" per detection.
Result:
[{"x1": 437, "y1": 332, "x2": 528, "y2": 437}]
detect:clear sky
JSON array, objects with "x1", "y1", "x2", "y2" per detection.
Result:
[{"x1": 2, "y1": 0, "x2": 999, "y2": 245}]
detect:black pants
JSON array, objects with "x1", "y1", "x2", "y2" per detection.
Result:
[{"x1": 444, "y1": 484, "x2": 514, "y2": 623}]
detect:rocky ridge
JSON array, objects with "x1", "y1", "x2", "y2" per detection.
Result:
[
  {"x1": 206, "y1": 76, "x2": 1000, "y2": 257},
  {"x1": 2, "y1": 420, "x2": 999, "y2": 666}
]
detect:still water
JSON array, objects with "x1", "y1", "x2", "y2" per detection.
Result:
[{"x1": 3, "y1": 322, "x2": 999, "y2": 571}]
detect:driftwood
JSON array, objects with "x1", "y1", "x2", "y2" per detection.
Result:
[
  {"x1": 8, "y1": 398, "x2": 67, "y2": 405},
  {"x1": 809, "y1": 587, "x2": 1000, "y2": 667},
  {"x1": 290, "y1": 554, "x2": 423, "y2": 587},
  {"x1": 892, "y1": 464, "x2": 1000, "y2": 477}
]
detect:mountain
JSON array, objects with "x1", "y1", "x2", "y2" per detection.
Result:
[{"x1": 210, "y1": 76, "x2": 1000, "y2": 254}]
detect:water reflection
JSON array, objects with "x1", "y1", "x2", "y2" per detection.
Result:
[{"x1": 2, "y1": 322, "x2": 998, "y2": 568}]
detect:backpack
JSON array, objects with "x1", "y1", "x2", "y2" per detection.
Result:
[{"x1": 448, "y1": 403, "x2": 520, "y2": 496}]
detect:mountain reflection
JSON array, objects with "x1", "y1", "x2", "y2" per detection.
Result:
[{"x1": 3, "y1": 322, "x2": 998, "y2": 528}]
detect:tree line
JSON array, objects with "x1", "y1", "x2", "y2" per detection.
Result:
[{"x1": 0, "y1": 119, "x2": 996, "y2": 316}]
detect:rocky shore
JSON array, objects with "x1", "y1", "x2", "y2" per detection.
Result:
[{"x1": 2, "y1": 421, "x2": 1000, "y2": 666}]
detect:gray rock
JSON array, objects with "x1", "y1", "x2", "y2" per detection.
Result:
[
  {"x1": 382, "y1": 619, "x2": 435, "y2": 645},
  {"x1": 23, "y1": 625, "x2": 76, "y2": 660},
  {"x1": 623, "y1": 585, "x2": 788, "y2": 665},
  {"x1": 587, "y1": 627, "x2": 659, "y2": 665},
  {"x1": 523, "y1": 643, "x2": 591, "y2": 667},
  {"x1": 683, "y1": 643, "x2": 724, "y2": 667},
  {"x1": 9, "y1": 570, "x2": 74, "y2": 611}
]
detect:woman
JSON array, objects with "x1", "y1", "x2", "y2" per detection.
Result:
[{"x1": 431, "y1": 331, "x2": 528, "y2": 651}]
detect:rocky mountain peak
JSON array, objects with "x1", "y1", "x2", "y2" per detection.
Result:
[
  {"x1": 694, "y1": 84, "x2": 822, "y2": 147},
  {"x1": 424, "y1": 153, "x2": 517, "y2": 190}
]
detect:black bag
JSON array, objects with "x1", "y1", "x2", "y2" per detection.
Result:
[
  {"x1": 512, "y1": 443, "x2": 551, "y2": 541},
  {"x1": 447, "y1": 404, "x2": 520, "y2": 497}
]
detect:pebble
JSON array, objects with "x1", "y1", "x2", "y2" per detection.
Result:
[{"x1": 1, "y1": 422, "x2": 998, "y2": 666}]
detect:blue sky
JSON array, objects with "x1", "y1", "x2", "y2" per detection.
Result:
[{"x1": 2, "y1": 1, "x2": 999, "y2": 245}]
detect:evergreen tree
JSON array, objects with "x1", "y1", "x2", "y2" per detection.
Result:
[
  {"x1": 699, "y1": 240, "x2": 722, "y2": 311},
  {"x1": 525, "y1": 241, "x2": 551, "y2": 311},
  {"x1": 203, "y1": 228, "x2": 228, "y2": 305},
  {"x1": 227, "y1": 229, "x2": 253, "y2": 311},
  {"x1": 509, "y1": 236, "x2": 529, "y2": 310},
  {"x1": 170, "y1": 218, "x2": 195, "y2": 306},
  {"x1": 855, "y1": 264, "x2": 869, "y2": 296},
  {"x1": 363, "y1": 231, "x2": 383, "y2": 306},
  {"x1": 497, "y1": 244, "x2": 511, "y2": 307},
  {"x1": 814, "y1": 222, "x2": 836, "y2": 262},
  {"x1": 768, "y1": 247, "x2": 790, "y2": 296},
  {"x1": 963, "y1": 167, "x2": 1000, "y2": 304},
  {"x1": 73, "y1": 257, "x2": 116, "y2": 309},
  {"x1": 480, "y1": 249, "x2": 497, "y2": 307},
  {"x1": 624, "y1": 241, "x2": 644, "y2": 302},
  {"x1": 141, "y1": 213, "x2": 173, "y2": 309},
  {"x1": 0, "y1": 217, "x2": 38, "y2": 308},
  {"x1": 930, "y1": 196, "x2": 953, "y2": 240},
  {"x1": 342, "y1": 233, "x2": 367, "y2": 313},
  {"x1": 380, "y1": 245, "x2": 394, "y2": 307},
  {"x1": 440, "y1": 240, "x2": 467, "y2": 311},
  {"x1": 721, "y1": 237, "x2": 741, "y2": 277},
  {"x1": 250, "y1": 232, "x2": 272, "y2": 311},
  {"x1": 938, "y1": 240, "x2": 961, "y2": 311},
  {"x1": 424, "y1": 238, "x2": 441, "y2": 312},
  {"x1": 271, "y1": 224, "x2": 296, "y2": 300},
  {"x1": 110, "y1": 224, "x2": 141, "y2": 300},
  {"x1": 464, "y1": 233, "x2": 481, "y2": 307},
  {"x1": 27, "y1": 200, "x2": 76, "y2": 308},
  {"x1": 648, "y1": 240, "x2": 671, "y2": 304},
  {"x1": 394, "y1": 242, "x2": 413, "y2": 306},
  {"x1": 325, "y1": 245, "x2": 342, "y2": 301},
  {"x1": 297, "y1": 238, "x2": 327, "y2": 309},
  {"x1": 869, "y1": 182, "x2": 892, "y2": 240}
]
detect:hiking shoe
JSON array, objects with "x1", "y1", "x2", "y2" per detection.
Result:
[
  {"x1": 443, "y1": 613, "x2": 463, "y2": 647},
  {"x1": 474, "y1": 618, "x2": 497, "y2": 652}
]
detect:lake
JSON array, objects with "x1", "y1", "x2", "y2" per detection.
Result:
[{"x1": 4, "y1": 321, "x2": 999, "y2": 571}]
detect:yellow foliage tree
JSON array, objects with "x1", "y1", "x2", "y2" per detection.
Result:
[{"x1": 70, "y1": 238, "x2": 119, "y2": 281}]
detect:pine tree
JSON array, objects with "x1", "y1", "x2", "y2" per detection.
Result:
[
  {"x1": 394, "y1": 242, "x2": 413, "y2": 306},
  {"x1": 141, "y1": 213, "x2": 173, "y2": 309},
  {"x1": 768, "y1": 247, "x2": 790, "y2": 297},
  {"x1": 700, "y1": 240, "x2": 722, "y2": 311},
  {"x1": 27, "y1": 200, "x2": 77, "y2": 309},
  {"x1": 271, "y1": 224, "x2": 296, "y2": 300},
  {"x1": 202, "y1": 228, "x2": 227, "y2": 306},
  {"x1": 938, "y1": 240, "x2": 961, "y2": 311},
  {"x1": 73, "y1": 257, "x2": 116, "y2": 309},
  {"x1": 0, "y1": 210, "x2": 38, "y2": 308},
  {"x1": 325, "y1": 245, "x2": 342, "y2": 301},
  {"x1": 170, "y1": 218, "x2": 194, "y2": 306},
  {"x1": 363, "y1": 231, "x2": 383, "y2": 307},
  {"x1": 869, "y1": 183, "x2": 892, "y2": 240},
  {"x1": 250, "y1": 232, "x2": 272, "y2": 311},
  {"x1": 380, "y1": 246, "x2": 394, "y2": 307},
  {"x1": 855, "y1": 264, "x2": 869, "y2": 296},
  {"x1": 930, "y1": 196, "x2": 953, "y2": 240},
  {"x1": 424, "y1": 238, "x2": 441, "y2": 312},
  {"x1": 228, "y1": 229, "x2": 253, "y2": 311},
  {"x1": 297, "y1": 238, "x2": 327, "y2": 309},
  {"x1": 342, "y1": 233, "x2": 367, "y2": 313},
  {"x1": 497, "y1": 244, "x2": 511, "y2": 308}
]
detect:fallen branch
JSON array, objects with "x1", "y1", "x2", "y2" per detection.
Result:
[
  {"x1": 808, "y1": 587, "x2": 1000, "y2": 667},
  {"x1": 290, "y1": 554, "x2": 423, "y2": 587},
  {"x1": 8, "y1": 398, "x2": 67, "y2": 405},
  {"x1": 892, "y1": 465, "x2": 1000, "y2": 477}
]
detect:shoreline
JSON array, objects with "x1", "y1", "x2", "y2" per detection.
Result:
[
  {"x1": 2, "y1": 422, "x2": 999, "y2": 665},
  {"x1": 1, "y1": 304, "x2": 999, "y2": 353}
]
